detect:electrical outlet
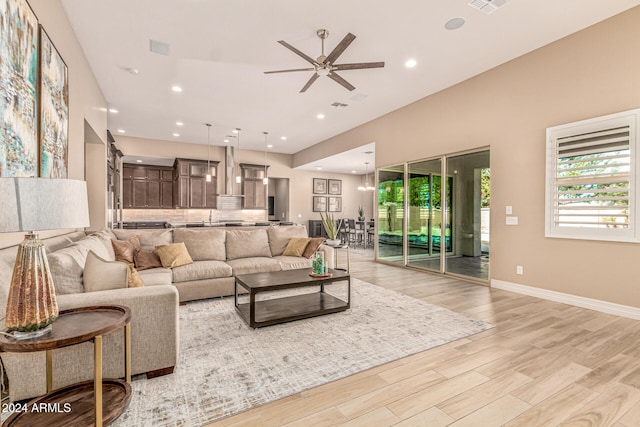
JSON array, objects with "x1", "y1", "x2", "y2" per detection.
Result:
[{"x1": 516, "y1": 265, "x2": 524, "y2": 275}]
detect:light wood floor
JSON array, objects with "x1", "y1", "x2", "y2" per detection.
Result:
[{"x1": 206, "y1": 252, "x2": 640, "y2": 427}]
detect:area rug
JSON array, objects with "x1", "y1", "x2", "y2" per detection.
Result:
[{"x1": 113, "y1": 278, "x2": 493, "y2": 426}]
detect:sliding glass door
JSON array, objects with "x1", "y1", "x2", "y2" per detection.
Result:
[
  {"x1": 377, "y1": 165, "x2": 405, "y2": 265},
  {"x1": 375, "y1": 149, "x2": 490, "y2": 281},
  {"x1": 406, "y1": 159, "x2": 452, "y2": 271}
]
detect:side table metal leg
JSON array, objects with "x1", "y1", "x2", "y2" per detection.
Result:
[
  {"x1": 346, "y1": 246, "x2": 350, "y2": 273},
  {"x1": 46, "y1": 350, "x2": 53, "y2": 393},
  {"x1": 124, "y1": 323, "x2": 131, "y2": 383},
  {"x1": 95, "y1": 335, "x2": 103, "y2": 427}
]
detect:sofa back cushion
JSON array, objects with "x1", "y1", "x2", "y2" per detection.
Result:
[
  {"x1": 226, "y1": 229, "x2": 271, "y2": 260},
  {"x1": 267, "y1": 226, "x2": 309, "y2": 256},
  {"x1": 173, "y1": 228, "x2": 226, "y2": 261},
  {"x1": 111, "y1": 229, "x2": 173, "y2": 251},
  {"x1": 48, "y1": 235, "x2": 111, "y2": 294}
]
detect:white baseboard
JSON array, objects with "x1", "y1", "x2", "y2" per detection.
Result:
[{"x1": 491, "y1": 279, "x2": 640, "y2": 320}]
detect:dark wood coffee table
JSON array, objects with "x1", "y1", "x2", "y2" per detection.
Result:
[{"x1": 234, "y1": 268, "x2": 350, "y2": 328}]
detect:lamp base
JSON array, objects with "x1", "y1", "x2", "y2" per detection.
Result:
[{"x1": 9, "y1": 324, "x2": 53, "y2": 341}]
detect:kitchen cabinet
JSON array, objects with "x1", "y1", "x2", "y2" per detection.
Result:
[
  {"x1": 173, "y1": 158, "x2": 218, "y2": 208},
  {"x1": 240, "y1": 163, "x2": 268, "y2": 209},
  {"x1": 122, "y1": 164, "x2": 173, "y2": 208}
]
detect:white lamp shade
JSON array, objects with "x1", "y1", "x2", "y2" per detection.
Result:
[{"x1": 0, "y1": 178, "x2": 90, "y2": 232}]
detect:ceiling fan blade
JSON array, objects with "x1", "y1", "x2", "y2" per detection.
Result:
[
  {"x1": 328, "y1": 72, "x2": 355, "y2": 91},
  {"x1": 300, "y1": 73, "x2": 320, "y2": 93},
  {"x1": 324, "y1": 33, "x2": 356, "y2": 65},
  {"x1": 278, "y1": 40, "x2": 320, "y2": 66},
  {"x1": 333, "y1": 62, "x2": 385, "y2": 71},
  {"x1": 264, "y1": 67, "x2": 315, "y2": 74}
]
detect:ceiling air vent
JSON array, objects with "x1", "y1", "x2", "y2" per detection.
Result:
[
  {"x1": 150, "y1": 39, "x2": 170, "y2": 56},
  {"x1": 468, "y1": 0, "x2": 509, "y2": 15}
]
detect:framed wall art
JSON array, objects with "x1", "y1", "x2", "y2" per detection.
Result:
[
  {"x1": 313, "y1": 196, "x2": 327, "y2": 212},
  {"x1": 39, "y1": 26, "x2": 69, "y2": 178},
  {"x1": 328, "y1": 196, "x2": 342, "y2": 212},
  {"x1": 328, "y1": 179, "x2": 342, "y2": 195},
  {"x1": 313, "y1": 178, "x2": 327, "y2": 194},
  {"x1": 0, "y1": 0, "x2": 39, "y2": 177}
]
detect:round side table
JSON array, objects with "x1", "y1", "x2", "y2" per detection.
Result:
[{"x1": 0, "y1": 305, "x2": 132, "y2": 427}]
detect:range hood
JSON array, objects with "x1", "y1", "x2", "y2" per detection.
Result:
[{"x1": 217, "y1": 145, "x2": 243, "y2": 210}]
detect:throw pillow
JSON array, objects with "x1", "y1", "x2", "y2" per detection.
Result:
[
  {"x1": 128, "y1": 264, "x2": 145, "y2": 288},
  {"x1": 282, "y1": 237, "x2": 310, "y2": 257},
  {"x1": 134, "y1": 250, "x2": 163, "y2": 271},
  {"x1": 155, "y1": 242, "x2": 194, "y2": 268},
  {"x1": 111, "y1": 236, "x2": 141, "y2": 264},
  {"x1": 84, "y1": 250, "x2": 130, "y2": 292},
  {"x1": 302, "y1": 237, "x2": 326, "y2": 259}
]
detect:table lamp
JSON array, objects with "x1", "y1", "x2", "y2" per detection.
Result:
[{"x1": 0, "y1": 178, "x2": 89, "y2": 340}]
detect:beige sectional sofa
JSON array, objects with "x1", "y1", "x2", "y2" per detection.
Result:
[{"x1": 0, "y1": 224, "x2": 331, "y2": 401}]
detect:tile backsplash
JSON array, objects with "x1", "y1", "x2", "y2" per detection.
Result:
[{"x1": 122, "y1": 209, "x2": 268, "y2": 224}]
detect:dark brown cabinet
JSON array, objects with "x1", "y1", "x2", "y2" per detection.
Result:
[
  {"x1": 173, "y1": 158, "x2": 218, "y2": 208},
  {"x1": 122, "y1": 164, "x2": 173, "y2": 208},
  {"x1": 240, "y1": 163, "x2": 268, "y2": 209}
]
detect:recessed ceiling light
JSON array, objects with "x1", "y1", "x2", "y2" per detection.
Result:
[
  {"x1": 280, "y1": 136, "x2": 287, "y2": 141},
  {"x1": 136, "y1": 159, "x2": 143, "y2": 163},
  {"x1": 117, "y1": 129, "x2": 125, "y2": 133},
  {"x1": 108, "y1": 108, "x2": 118, "y2": 113},
  {"x1": 316, "y1": 166, "x2": 322, "y2": 170},
  {"x1": 351, "y1": 170, "x2": 357, "y2": 174},
  {"x1": 445, "y1": 17, "x2": 466, "y2": 30},
  {"x1": 124, "y1": 67, "x2": 139, "y2": 75},
  {"x1": 267, "y1": 144, "x2": 273, "y2": 148},
  {"x1": 173, "y1": 133, "x2": 180, "y2": 137},
  {"x1": 224, "y1": 139, "x2": 230, "y2": 143},
  {"x1": 232, "y1": 129, "x2": 239, "y2": 134},
  {"x1": 176, "y1": 121, "x2": 184, "y2": 126},
  {"x1": 316, "y1": 114, "x2": 325, "y2": 119},
  {"x1": 171, "y1": 85, "x2": 182, "y2": 93},
  {"x1": 405, "y1": 59, "x2": 417, "y2": 68}
]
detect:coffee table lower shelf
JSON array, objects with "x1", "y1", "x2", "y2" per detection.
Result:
[
  {"x1": 236, "y1": 292, "x2": 348, "y2": 328},
  {"x1": 4, "y1": 379, "x2": 131, "y2": 427}
]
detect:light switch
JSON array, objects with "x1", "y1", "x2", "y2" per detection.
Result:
[
  {"x1": 506, "y1": 216, "x2": 518, "y2": 225},
  {"x1": 506, "y1": 206, "x2": 513, "y2": 215}
]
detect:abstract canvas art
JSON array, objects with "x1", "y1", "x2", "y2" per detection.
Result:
[
  {"x1": 0, "y1": 0, "x2": 39, "y2": 177},
  {"x1": 39, "y1": 27, "x2": 68, "y2": 178}
]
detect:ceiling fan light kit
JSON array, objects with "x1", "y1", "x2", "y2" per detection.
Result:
[{"x1": 265, "y1": 29, "x2": 385, "y2": 92}]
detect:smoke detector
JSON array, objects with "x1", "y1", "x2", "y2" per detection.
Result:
[{"x1": 468, "y1": 0, "x2": 509, "y2": 15}]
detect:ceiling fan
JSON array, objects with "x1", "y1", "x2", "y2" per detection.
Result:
[{"x1": 264, "y1": 29, "x2": 385, "y2": 93}]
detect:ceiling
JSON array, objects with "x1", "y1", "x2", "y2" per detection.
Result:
[{"x1": 61, "y1": 0, "x2": 640, "y2": 174}]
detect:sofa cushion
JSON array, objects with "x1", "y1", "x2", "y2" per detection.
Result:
[
  {"x1": 156, "y1": 242, "x2": 193, "y2": 268},
  {"x1": 171, "y1": 260, "x2": 233, "y2": 283},
  {"x1": 83, "y1": 251, "x2": 130, "y2": 292},
  {"x1": 174, "y1": 228, "x2": 226, "y2": 261},
  {"x1": 274, "y1": 256, "x2": 313, "y2": 271},
  {"x1": 282, "y1": 237, "x2": 310, "y2": 257},
  {"x1": 226, "y1": 257, "x2": 281, "y2": 276},
  {"x1": 134, "y1": 250, "x2": 162, "y2": 271},
  {"x1": 267, "y1": 226, "x2": 308, "y2": 256},
  {"x1": 225, "y1": 229, "x2": 271, "y2": 260},
  {"x1": 112, "y1": 229, "x2": 173, "y2": 251},
  {"x1": 137, "y1": 267, "x2": 172, "y2": 286},
  {"x1": 302, "y1": 237, "x2": 326, "y2": 259},
  {"x1": 48, "y1": 235, "x2": 112, "y2": 294}
]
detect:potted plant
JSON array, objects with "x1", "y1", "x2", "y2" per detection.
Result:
[
  {"x1": 357, "y1": 206, "x2": 365, "y2": 221},
  {"x1": 319, "y1": 211, "x2": 343, "y2": 246}
]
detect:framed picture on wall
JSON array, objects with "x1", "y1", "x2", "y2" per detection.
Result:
[
  {"x1": 40, "y1": 26, "x2": 69, "y2": 178},
  {"x1": 328, "y1": 196, "x2": 342, "y2": 212},
  {"x1": 313, "y1": 178, "x2": 327, "y2": 194},
  {"x1": 0, "y1": 0, "x2": 39, "y2": 177},
  {"x1": 328, "y1": 179, "x2": 342, "y2": 195},
  {"x1": 313, "y1": 196, "x2": 327, "y2": 212}
]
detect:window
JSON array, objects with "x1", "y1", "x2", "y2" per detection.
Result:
[{"x1": 545, "y1": 109, "x2": 640, "y2": 242}]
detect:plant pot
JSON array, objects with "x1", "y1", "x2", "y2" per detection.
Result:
[
  {"x1": 357, "y1": 217, "x2": 365, "y2": 221},
  {"x1": 326, "y1": 239, "x2": 341, "y2": 246}
]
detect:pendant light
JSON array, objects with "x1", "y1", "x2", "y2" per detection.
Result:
[
  {"x1": 205, "y1": 123, "x2": 212, "y2": 182},
  {"x1": 235, "y1": 128, "x2": 242, "y2": 184},
  {"x1": 262, "y1": 132, "x2": 269, "y2": 185}
]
